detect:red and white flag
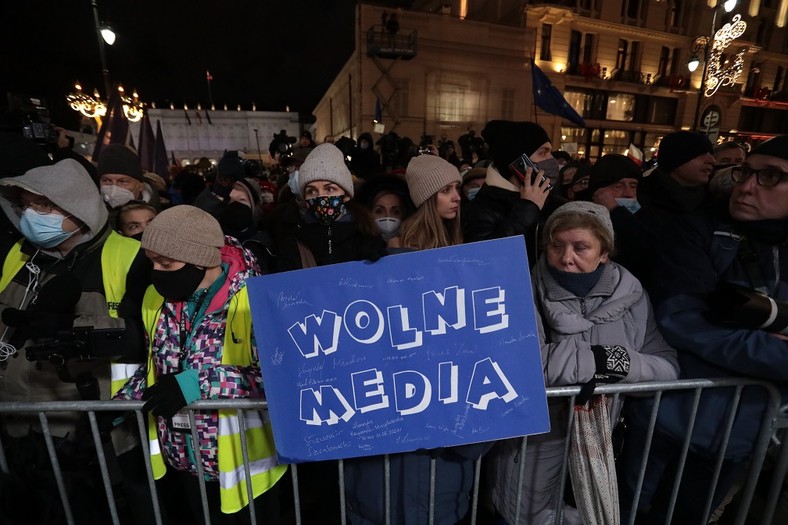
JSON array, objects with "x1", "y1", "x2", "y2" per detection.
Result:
[{"x1": 627, "y1": 143, "x2": 643, "y2": 166}]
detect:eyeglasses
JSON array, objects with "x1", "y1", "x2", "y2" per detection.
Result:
[
  {"x1": 11, "y1": 200, "x2": 58, "y2": 215},
  {"x1": 570, "y1": 178, "x2": 590, "y2": 189},
  {"x1": 730, "y1": 166, "x2": 788, "y2": 187}
]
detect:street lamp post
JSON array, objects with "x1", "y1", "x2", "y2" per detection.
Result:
[
  {"x1": 688, "y1": 0, "x2": 747, "y2": 132},
  {"x1": 91, "y1": 0, "x2": 112, "y2": 99}
]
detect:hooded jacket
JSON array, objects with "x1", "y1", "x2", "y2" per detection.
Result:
[{"x1": 0, "y1": 159, "x2": 149, "y2": 451}]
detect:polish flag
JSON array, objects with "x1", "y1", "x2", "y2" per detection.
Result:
[{"x1": 627, "y1": 143, "x2": 643, "y2": 166}]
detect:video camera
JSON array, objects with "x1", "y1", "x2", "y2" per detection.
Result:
[
  {"x1": 6, "y1": 93, "x2": 58, "y2": 149},
  {"x1": 269, "y1": 129, "x2": 297, "y2": 159},
  {"x1": 26, "y1": 327, "x2": 127, "y2": 382}
]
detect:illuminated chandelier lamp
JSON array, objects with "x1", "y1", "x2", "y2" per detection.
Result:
[
  {"x1": 66, "y1": 83, "x2": 144, "y2": 123},
  {"x1": 703, "y1": 14, "x2": 747, "y2": 97}
]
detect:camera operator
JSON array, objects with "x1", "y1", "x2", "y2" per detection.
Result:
[{"x1": 0, "y1": 159, "x2": 152, "y2": 524}]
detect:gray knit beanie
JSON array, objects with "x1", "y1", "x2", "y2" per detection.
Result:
[
  {"x1": 141, "y1": 205, "x2": 224, "y2": 267},
  {"x1": 298, "y1": 143, "x2": 354, "y2": 198},
  {"x1": 405, "y1": 155, "x2": 462, "y2": 207},
  {"x1": 544, "y1": 201, "x2": 614, "y2": 243}
]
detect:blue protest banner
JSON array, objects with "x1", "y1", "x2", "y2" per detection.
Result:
[{"x1": 247, "y1": 236, "x2": 549, "y2": 463}]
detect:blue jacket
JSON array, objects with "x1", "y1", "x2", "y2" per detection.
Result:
[
  {"x1": 634, "y1": 205, "x2": 788, "y2": 460},
  {"x1": 344, "y1": 443, "x2": 489, "y2": 525}
]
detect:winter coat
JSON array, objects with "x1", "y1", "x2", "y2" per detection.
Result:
[
  {"x1": 631, "y1": 205, "x2": 788, "y2": 460},
  {"x1": 269, "y1": 200, "x2": 386, "y2": 271},
  {"x1": 345, "y1": 444, "x2": 488, "y2": 525},
  {"x1": 487, "y1": 257, "x2": 678, "y2": 524},
  {"x1": 0, "y1": 160, "x2": 150, "y2": 453},
  {"x1": 462, "y1": 165, "x2": 565, "y2": 268}
]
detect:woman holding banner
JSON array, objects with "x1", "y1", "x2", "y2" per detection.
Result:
[
  {"x1": 486, "y1": 201, "x2": 678, "y2": 525},
  {"x1": 345, "y1": 154, "x2": 490, "y2": 525}
]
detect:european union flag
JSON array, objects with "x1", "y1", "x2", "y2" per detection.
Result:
[{"x1": 531, "y1": 60, "x2": 585, "y2": 128}]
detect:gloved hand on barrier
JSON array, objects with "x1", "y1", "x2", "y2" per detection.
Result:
[
  {"x1": 577, "y1": 344, "x2": 631, "y2": 405},
  {"x1": 142, "y1": 370, "x2": 201, "y2": 419},
  {"x1": 705, "y1": 282, "x2": 788, "y2": 335}
]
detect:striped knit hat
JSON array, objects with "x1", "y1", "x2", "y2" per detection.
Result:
[
  {"x1": 405, "y1": 155, "x2": 462, "y2": 207},
  {"x1": 141, "y1": 205, "x2": 224, "y2": 267}
]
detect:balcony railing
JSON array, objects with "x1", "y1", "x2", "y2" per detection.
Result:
[{"x1": 366, "y1": 26, "x2": 417, "y2": 60}]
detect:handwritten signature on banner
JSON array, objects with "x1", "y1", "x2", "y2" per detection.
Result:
[{"x1": 248, "y1": 237, "x2": 550, "y2": 463}]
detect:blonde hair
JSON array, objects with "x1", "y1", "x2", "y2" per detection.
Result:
[{"x1": 398, "y1": 194, "x2": 462, "y2": 250}]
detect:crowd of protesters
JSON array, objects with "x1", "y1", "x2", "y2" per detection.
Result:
[{"x1": 0, "y1": 115, "x2": 786, "y2": 525}]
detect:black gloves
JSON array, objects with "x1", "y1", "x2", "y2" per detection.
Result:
[
  {"x1": 142, "y1": 374, "x2": 188, "y2": 419},
  {"x1": 577, "y1": 344, "x2": 631, "y2": 405},
  {"x1": 590, "y1": 344, "x2": 631, "y2": 384},
  {"x1": 2, "y1": 274, "x2": 82, "y2": 339},
  {"x1": 706, "y1": 282, "x2": 788, "y2": 334}
]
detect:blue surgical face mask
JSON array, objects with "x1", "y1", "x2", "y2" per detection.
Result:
[
  {"x1": 615, "y1": 197, "x2": 641, "y2": 214},
  {"x1": 466, "y1": 187, "x2": 481, "y2": 201},
  {"x1": 19, "y1": 209, "x2": 78, "y2": 249},
  {"x1": 288, "y1": 170, "x2": 300, "y2": 195}
]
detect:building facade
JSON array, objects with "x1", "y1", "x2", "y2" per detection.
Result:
[{"x1": 313, "y1": 0, "x2": 787, "y2": 161}]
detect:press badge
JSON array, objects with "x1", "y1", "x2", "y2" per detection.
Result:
[{"x1": 170, "y1": 412, "x2": 192, "y2": 432}]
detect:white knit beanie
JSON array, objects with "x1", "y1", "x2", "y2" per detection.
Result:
[
  {"x1": 405, "y1": 155, "x2": 462, "y2": 207},
  {"x1": 297, "y1": 143, "x2": 354, "y2": 198}
]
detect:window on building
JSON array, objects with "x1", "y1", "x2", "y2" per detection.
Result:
[
  {"x1": 568, "y1": 31, "x2": 582, "y2": 74},
  {"x1": 622, "y1": 0, "x2": 641, "y2": 20},
  {"x1": 667, "y1": 0, "x2": 683, "y2": 27},
  {"x1": 647, "y1": 97, "x2": 678, "y2": 125},
  {"x1": 756, "y1": 20, "x2": 772, "y2": 47},
  {"x1": 429, "y1": 72, "x2": 482, "y2": 124},
  {"x1": 606, "y1": 93, "x2": 636, "y2": 121},
  {"x1": 616, "y1": 40, "x2": 628, "y2": 71},
  {"x1": 658, "y1": 47, "x2": 670, "y2": 77},
  {"x1": 540, "y1": 24, "x2": 552, "y2": 61},
  {"x1": 501, "y1": 88, "x2": 516, "y2": 120},
  {"x1": 565, "y1": 89, "x2": 607, "y2": 120},
  {"x1": 392, "y1": 79, "x2": 410, "y2": 117},
  {"x1": 670, "y1": 47, "x2": 681, "y2": 75},
  {"x1": 629, "y1": 41, "x2": 641, "y2": 72},
  {"x1": 774, "y1": 66, "x2": 785, "y2": 93},
  {"x1": 583, "y1": 34, "x2": 596, "y2": 66}
]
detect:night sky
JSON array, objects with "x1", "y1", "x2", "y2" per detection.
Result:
[{"x1": 2, "y1": 0, "x2": 360, "y2": 130}]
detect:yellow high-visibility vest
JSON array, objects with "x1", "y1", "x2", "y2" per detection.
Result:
[
  {"x1": 0, "y1": 232, "x2": 141, "y2": 395},
  {"x1": 141, "y1": 284, "x2": 287, "y2": 514}
]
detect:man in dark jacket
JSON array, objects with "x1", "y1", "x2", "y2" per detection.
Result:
[
  {"x1": 618, "y1": 135, "x2": 788, "y2": 525},
  {"x1": 575, "y1": 154, "x2": 650, "y2": 281},
  {"x1": 637, "y1": 131, "x2": 715, "y2": 241},
  {"x1": 462, "y1": 120, "x2": 559, "y2": 267}
]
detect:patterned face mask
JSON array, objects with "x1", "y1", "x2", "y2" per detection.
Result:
[{"x1": 305, "y1": 195, "x2": 346, "y2": 225}]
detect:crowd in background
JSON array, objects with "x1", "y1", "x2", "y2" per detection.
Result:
[{"x1": 0, "y1": 116, "x2": 786, "y2": 525}]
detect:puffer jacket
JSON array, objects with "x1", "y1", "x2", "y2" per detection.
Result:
[
  {"x1": 533, "y1": 257, "x2": 679, "y2": 391},
  {"x1": 487, "y1": 257, "x2": 678, "y2": 524}
]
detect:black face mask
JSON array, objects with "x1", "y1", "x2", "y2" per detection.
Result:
[
  {"x1": 218, "y1": 201, "x2": 255, "y2": 240},
  {"x1": 152, "y1": 263, "x2": 206, "y2": 301},
  {"x1": 130, "y1": 232, "x2": 144, "y2": 242}
]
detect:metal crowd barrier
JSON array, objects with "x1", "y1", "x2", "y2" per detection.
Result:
[{"x1": 0, "y1": 378, "x2": 785, "y2": 525}]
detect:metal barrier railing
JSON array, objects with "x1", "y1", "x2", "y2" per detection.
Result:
[{"x1": 1, "y1": 378, "x2": 785, "y2": 525}]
